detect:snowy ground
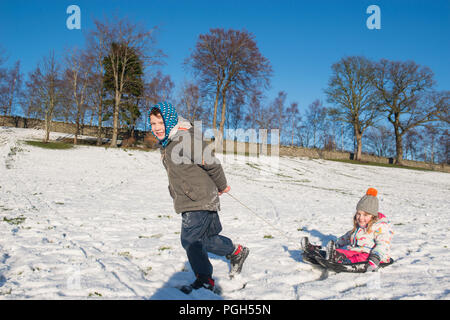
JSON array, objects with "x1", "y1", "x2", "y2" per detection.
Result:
[{"x1": 0, "y1": 127, "x2": 449, "y2": 300}]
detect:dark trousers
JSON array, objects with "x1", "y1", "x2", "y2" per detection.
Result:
[{"x1": 181, "y1": 210, "x2": 235, "y2": 277}]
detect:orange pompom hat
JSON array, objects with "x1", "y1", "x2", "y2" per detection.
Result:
[
  {"x1": 356, "y1": 188, "x2": 379, "y2": 216},
  {"x1": 366, "y1": 188, "x2": 378, "y2": 197}
]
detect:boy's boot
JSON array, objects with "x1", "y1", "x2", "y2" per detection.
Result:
[
  {"x1": 227, "y1": 244, "x2": 249, "y2": 277},
  {"x1": 180, "y1": 274, "x2": 215, "y2": 294},
  {"x1": 191, "y1": 274, "x2": 215, "y2": 291}
]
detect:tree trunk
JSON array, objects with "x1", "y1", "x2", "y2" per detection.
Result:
[
  {"x1": 110, "y1": 90, "x2": 121, "y2": 147},
  {"x1": 212, "y1": 87, "x2": 220, "y2": 134},
  {"x1": 96, "y1": 99, "x2": 103, "y2": 146},
  {"x1": 354, "y1": 128, "x2": 363, "y2": 161},
  {"x1": 291, "y1": 117, "x2": 295, "y2": 146},
  {"x1": 394, "y1": 127, "x2": 404, "y2": 165},
  {"x1": 219, "y1": 89, "x2": 227, "y2": 139},
  {"x1": 313, "y1": 128, "x2": 316, "y2": 148},
  {"x1": 89, "y1": 109, "x2": 94, "y2": 127},
  {"x1": 7, "y1": 77, "x2": 16, "y2": 116},
  {"x1": 430, "y1": 136, "x2": 435, "y2": 164},
  {"x1": 44, "y1": 110, "x2": 51, "y2": 143},
  {"x1": 80, "y1": 106, "x2": 86, "y2": 136},
  {"x1": 213, "y1": 89, "x2": 226, "y2": 153},
  {"x1": 74, "y1": 108, "x2": 80, "y2": 145}
]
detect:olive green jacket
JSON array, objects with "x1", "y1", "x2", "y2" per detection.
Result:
[{"x1": 160, "y1": 119, "x2": 228, "y2": 213}]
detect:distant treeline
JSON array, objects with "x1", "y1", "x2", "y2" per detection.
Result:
[{"x1": 0, "y1": 16, "x2": 448, "y2": 164}]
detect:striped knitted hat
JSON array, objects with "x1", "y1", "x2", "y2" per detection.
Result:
[{"x1": 148, "y1": 101, "x2": 178, "y2": 148}]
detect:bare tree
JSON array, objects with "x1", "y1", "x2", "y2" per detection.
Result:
[
  {"x1": 436, "y1": 129, "x2": 449, "y2": 164},
  {"x1": 85, "y1": 27, "x2": 108, "y2": 145},
  {"x1": 226, "y1": 91, "x2": 245, "y2": 132},
  {"x1": 305, "y1": 99, "x2": 327, "y2": 148},
  {"x1": 0, "y1": 46, "x2": 7, "y2": 82},
  {"x1": 364, "y1": 125, "x2": 394, "y2": 157},
  {"x1": 286, "y1": 101, "x2": 300, "y2": 146},
  {"x1": 403, "y1": 128, "x2": 422, "y2": 161},
  {"x1": 24, "y1": 68, "x2": 42, "y2": 119},
  {"x1": 91, "y1": 16, "x2": 164, "y2": 147},
  {"x1": 372, "y1": 59, "x2": 448, "y2": 164},
  {"x1": 0, "y1": 60, "x2": 22, "y2": 116},
  {"x1": 325, "y1": 56, "x2": 380, "y2": 160},
  {"x1": 422, "y1": 123, "x2": 443, "y2": 163},
  {"x1": 23, "y1": 52, "x2": 61, "y2": 142},
  {"x1": 270, "y1": 91, "x2": 287, "y2": 143},
  {"x1": 245, "y1": 90, "x2": 267, "y2": 130},
  {"x1": 325, "y1": 110, "x2": 344, "y2": 152},
  {"x1": 295, "y1": 119, "x2": 308, "y2": 148},
  {"x1": 142, "y1": 71, "x2": 174, "y2": 129},
  {"x1": 146, "y1": 71, "x2": 174, "y2": 103},
  {"x1": 185, "y1": 28, "x2": 272, "y2": 141},
  {"x1": 178, "y1": 81, "x2": 203, "y2": 123},
  {"x1": 64, "y1": 48, "x2": 93, "y2": 144},
  {"x1": 38, "y1": 52, "x2": 61, "y2": 142}
]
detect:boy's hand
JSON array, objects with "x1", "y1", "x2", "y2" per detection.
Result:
[{"x1": 218, "y1": 186, "x2": 231, "y2": 196}]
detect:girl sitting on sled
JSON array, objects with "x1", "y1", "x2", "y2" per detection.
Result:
[{"x1": 301, "y1": 188, "x2": 394, "y2": 273}]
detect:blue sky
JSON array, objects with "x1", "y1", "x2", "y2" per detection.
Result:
[{"x1": 0, "y1": 0, "x2": 449, "y2": 113}]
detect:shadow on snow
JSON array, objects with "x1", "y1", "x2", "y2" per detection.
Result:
[{"x1": 149, "y1": 255, "x2": 225, "y2": 300}]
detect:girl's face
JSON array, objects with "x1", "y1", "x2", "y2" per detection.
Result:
[
  {"x1": 356, "y1": 210, "x2": 373, "y2": 228},
  {"x1": 150, "y1": 114, "x2": 166, "y2": 140}
]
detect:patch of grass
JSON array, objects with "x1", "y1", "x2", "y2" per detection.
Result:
[
  {"x1": 0, "y1": 288, "x2": 12, "y2": 295},
  {"x1": 326, "y1": 158, "x2": 434, "y2": 172},
  {"x1": 158, "y1": 246, "x2": 171, "y2": 251},
  {"x1": 246, "y1": 162, "x2": 261, "y2": 170},
  {"x1": 8, "y1": 146, "x2": 23, "y2": 156},
  {"x1": 141, "y1": 266, "x2": 152, "y2": 276},
  {"x1": 263, "y1": 235, "x2": 274, "y2": 239},
  {"x1": 118, "y1": 251, "x2": 132, "y2": 259},
  {"x1": 57, "y1": 137, "x2": 155, "y2": 152},
  {"x1": 24, "y1": 140, "x2": 74, "y2": 150},
  {"x1": 88, "y1": 292, "x2": 102, "y2": 297},
  {"x1": 291, "y1": 179, "x2": 311, "y2": 183},
  {"x1": 276, "y1": 172, "x2": 292, "y2": 178},
  {"x1": 139, "y1": 233, "x2": 163, "y2": 239},
  {"x1": 3, "y1": 216, "x2": 26, "y2": 225}
]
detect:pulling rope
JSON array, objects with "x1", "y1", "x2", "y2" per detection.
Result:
[{"x1": 227, "y1": 192, "x2": 298, "y2": 245}]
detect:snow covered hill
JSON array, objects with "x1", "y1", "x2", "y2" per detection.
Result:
[{"x1": 0, "y1": 127, "x2": 449, "y2": 300}]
